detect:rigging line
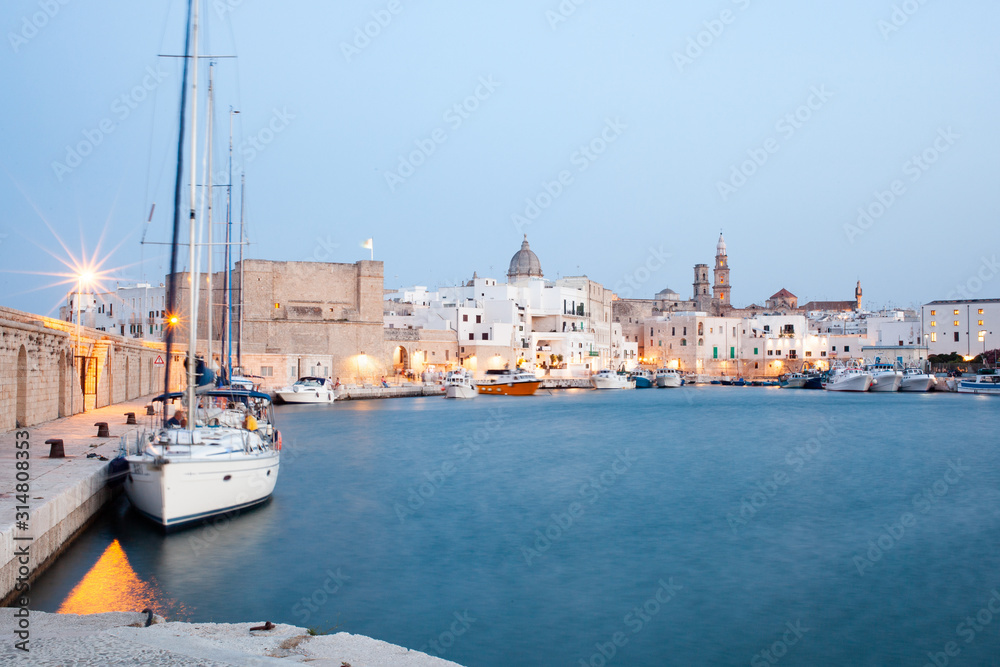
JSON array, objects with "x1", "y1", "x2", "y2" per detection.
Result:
[
  {"x1": 165, "y1": 0, "x2": 195, "y2": 407},
  {"x1": 223, "y1": 7, "x2": 244, "y2": 154}
]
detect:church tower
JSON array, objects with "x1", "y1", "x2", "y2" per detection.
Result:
[
  {"x1": 855, "y1": 280, "x2": 862, "y2": 311},
  {"x1": 713, "y1": 233, "x2": 731, "y2": 306}
]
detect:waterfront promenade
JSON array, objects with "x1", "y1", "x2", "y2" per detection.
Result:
[
  {"x1": 0, "y1": 394, "x2": 156, "y2": 605},
  {"x1": 0, "y1": 610, "x2": 464, "y2": 665}
]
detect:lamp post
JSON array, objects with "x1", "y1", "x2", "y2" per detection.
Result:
[{"x1": 72, "y1": 272, "x2": 93, "y2": 415}]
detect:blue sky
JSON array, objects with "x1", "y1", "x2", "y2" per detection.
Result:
[{"x1": 2, "y1": 0, "x2": 998, "y2": 315}]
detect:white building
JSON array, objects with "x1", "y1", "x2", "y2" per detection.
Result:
[
  {"x1": 63, "y1": 283, "x2": 168, "y2": 340},
  {"x1": 921, "y1": 299, "x2": 1000, "y2": 358}
]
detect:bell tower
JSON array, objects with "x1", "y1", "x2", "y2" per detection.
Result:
[
  {"x1": 713, "y1": 233, "x2": 731, "y2": 306},
  {"x1": 855, "y1": 280, "x2": 862, "y2": 311}
]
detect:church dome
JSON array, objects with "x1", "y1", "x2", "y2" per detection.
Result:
[
  {"x1": 507, "y1": 235, "x2": 543, "y2": 281},
  {"x1": 656, "y1": 288, "x2": 680, "y2": 301}
]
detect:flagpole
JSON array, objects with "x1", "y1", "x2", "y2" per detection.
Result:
[{"x1": 370, "y1": 238, "x2": 373, "y2": 261}]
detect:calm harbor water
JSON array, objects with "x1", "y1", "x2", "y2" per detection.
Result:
[{"x1": 30, "y1": 387, "x2": 1000, "y2": 666}]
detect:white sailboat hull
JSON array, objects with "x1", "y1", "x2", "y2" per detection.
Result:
[
  {"x1": 825, "y1": 374, "x2": 873, "y2": 392},
  {"x1": 125, "y1": 450, "x2": 279, "y2": 528}
]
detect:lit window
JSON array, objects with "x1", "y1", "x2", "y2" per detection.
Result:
[
  {"x1": 979, "y1": 309, "x2": 984, "y2": 314},
  {"x1": 930, "y1": 310, "x2": 936, "y2": 316},
  {"x1": 980, "y1": 331, "x2": 987, "y2": 342},
  {"x1": 979, "y1": 320, "x2": 984, "y2": 326},
  {"x1": 930, "y1": 333, "x2": 937, "y2": 342},
  {"x1": 930, "y1": 321, "x2": 936, "y2": 327},
  {"x1": 954, "y1": 320, "x2": 960, "y2": 326},
  {"x1": 954, "y1": 310, "x2": 960, "y2": 315}
]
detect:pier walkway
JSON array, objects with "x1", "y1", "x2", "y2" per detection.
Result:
[{"x1": 0, "y1": 394, "x2": 157, "y2": 604}]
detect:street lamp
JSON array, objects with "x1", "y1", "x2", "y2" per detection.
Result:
[{"x1": 72, "y1": 271, "x2": 94, "y2": 415}]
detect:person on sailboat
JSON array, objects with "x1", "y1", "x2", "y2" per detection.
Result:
[
  {"x1": 166, "y1": 409, "x2": 186, "y2": 428},
  {"x1": 243, "y1": 413, "x2": 258, "y2": 431}
]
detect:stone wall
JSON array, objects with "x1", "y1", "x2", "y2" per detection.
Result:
[{"x1": 0, "y1": 306, "x2": 185, "y2": 431}]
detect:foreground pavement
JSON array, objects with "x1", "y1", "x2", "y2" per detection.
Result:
[{"x1": 0, "y1": 610, "x2": 465, "y2": 666}]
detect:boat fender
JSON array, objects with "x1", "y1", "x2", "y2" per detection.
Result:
[
  {"x1": 276, "y1": 430, "x2": 282, "y2": 451},
  {"x1": 292, "y1": 385, "x2": 300, "y2": 392}
]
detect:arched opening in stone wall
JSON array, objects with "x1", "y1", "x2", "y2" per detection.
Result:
[
  {"x1": 16, "y1": 345, "x2": 28, "y2": 428},
  {"x1": 58, "y1": 349, "x2": 67, "y2": 417},
  {"x1": 393, "y1": 346, "x2": 408, "y2": 372}
]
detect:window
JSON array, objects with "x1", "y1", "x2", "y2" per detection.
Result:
[
  {"x1": 698, "y1": 323, "x2": 704, "y2": 336},
  {"x1": 979, "y1": 320, "x2": 984, "y2": 326},
  {"x1": 930, "y1": 321, "x2": 936, "y2": 327},
  {"x1": 713, "y1": 346, "x2": 718, "y2": 359},
  {"x1": 954, "y1": 310, "x2": 960, "y2": 315},
  {"x1": 899, "y1": 340, "x2": 904, "y2": 346},
  {"x1": 683, "y1": 327, "x2": 687, "y2": 335},
  {"x1": 671, "y1": 327, "x2": 675, "y2": 336},
  {"x1": 680, "y1": 339, "x2": 687, "y2": 346},
  {"x1": 805, "y1": 351, "x2": 812, "y2": 357},
  {"x1": 753, "y1": 348, "x2": 758, "y2": 355},
  {"x1": 658, "y1": 341, "x2": 662, "y2": 347},
  {"x1": 954, "y1": 332, "x2": 960, "y2": 342},
  {"x1": 821, "y1": 351, "x2": 827, "y2": 357},
  {"x1": 931, "y1": 310, "x2": 936, "y2": 316},
  {"x1": 979, "y1": 309, "x2": 984, "y2": 314},
  {"x1": 832, "y1": 346, "x2": 837, "y2": 352},
  {"x1": 650, "y1": 327, "x2": 653, "y2": 336},
  {"x1": 260, "y1": 366, "x2": 273, "y2": 377},
  {"x1": 476, "y1": 315, "x2": 482, "y2": 324},
  {"x1": 930, "y1": 333, "x2": 937, "y2": 342},
  {"x1": 481, "y1": 333, "x2": 489, "y2": 340},
  {"x1": 698, "y1": 338, "x2": 704, "y2": 346},
  {"x1": 768, "y1": 350, "x2": 773, "y2": 356},
  {"x1": 463, "y1": 314, "x2": 468, "y2": 322},
  {"x1": 844, "y1": 346, "x2": 850, "y2": 352},
  {"x1": 730, "y1": 347, "x2": 735, "y2": 359},
  {"x1": 954, "y1": 321, "x2": 960, "y2": 326},
  {"x1": 468, "y1": 333, "x2": 474, "y2": 340}
]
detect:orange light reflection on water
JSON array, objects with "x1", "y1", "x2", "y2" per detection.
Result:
[{"x1": 57, "y1": 539, "x2": 188, "y2": 619}]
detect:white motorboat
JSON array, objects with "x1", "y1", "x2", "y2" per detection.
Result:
[
  {"x1": 655, "y1": 368, "x2": 683, "y2": 388},
  {"x1": 275, "y1": 376, "x2": 336, "y2": 403},
  {"x1": 591, "y1": 369, "x2": 636, "y2": 390},
  {"x1": 123, "y1": 389, "x2": 280, "y2": 528},
  {"x1": 866, "y1": 363, "x2": 902, "y2": 392},
  {"x1": 444, "y1": 368, "x2": 477, "y2": 399},
  {"x1": 957, "y1": 369, "x2": 1000, "y2": 395},
  {"x1": 932, "y1": 374, "x2": 958, "y2": 392},
  {"x1": 824, "y1": 364, "x2": 874, "y2": 392},
  {"x1": 899, "y1": 368, "x2": 936, "y2": 392}
]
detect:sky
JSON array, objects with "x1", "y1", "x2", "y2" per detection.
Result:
[{"x1": 1, "y1": 0, "x2": 998, "y2": 316}]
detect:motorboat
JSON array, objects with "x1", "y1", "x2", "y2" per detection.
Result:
[
  {"x1": 629, "y1": 369, "x2": 655, "y2": 388},
  {"x1": 932, "y1": 373, "x2": 958, "y2": 392},
  {"x1": 275, "y1": 376, "x2": 336, "y2": 404},
  {"x1": 444, "y1": 368, "x2": 477, "y2": 399},
  {"x1": 122, "y1": 389, "x2": 281, "y2": 529},
  {"x1": 824, "y1": 364, "x2": 874, "y2": 392},
  {"x1": 866, "y1": 363, "x2": 902, "y2": 392},
  {"x1": 477, "y1": 369, "x2": 541, "y2": 396},
  {"x1": 957, "y1": 368, "x2": 1000, "y2": 395},
  {"x1": 655, "y1": 368, "x2": 683, "y2": 388},
  {"x1": 899, "y1": 367, "x2": 936, "y2": 392},
  {"x1": 590, "y1": 369, "x2": 636, "y2": 390},
  {"x1": 780, "y1": 370, "x2": 823, "y2": 389}
]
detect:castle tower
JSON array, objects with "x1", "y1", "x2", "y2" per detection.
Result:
[
  {"x1": 855, "y1": 280, "x2": 862, "y2": 311},
  {"x1": 713, "y1": 233, "x2": 731, "y2": 306}
]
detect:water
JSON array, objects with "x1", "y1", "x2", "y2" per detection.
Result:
[{"x1": 30, "y1": 388, "x2": 1000, "y2": 666}]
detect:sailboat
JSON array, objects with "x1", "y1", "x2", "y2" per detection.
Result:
[{"x1": 122, "y1": 0, "x2": 280, "y2": 529}]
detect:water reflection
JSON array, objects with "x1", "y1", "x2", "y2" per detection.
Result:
[{"x1": 57, "y1": 539, "x2": 188, "y2": 619}]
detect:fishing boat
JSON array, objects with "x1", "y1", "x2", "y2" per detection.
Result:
[
  {"x1": 866, "y1": 363, "x2": 902, "y2": 392},
  {"x1": 655, "y1": 368, "x2": 683, "y2": 388},
  {"x1": 899, "y1": 367, "x2": 936, "y2": 392},
  {"x1": 629, "y1": 369, "x2": 655, "y2": 388},
  {"x1": 932, "y1": 374, "x2": 958, "y2": 392},
  {"x1": 477, "y1": 368, "x2": 541, "y2": 396},
  {"x1": 824, "y1": 363, "x2": 874, "y2": 392},
  {"x1": 275, "y1": 376, "x2": 336, "y2": 403},
  {"x1": 780, "y1": 370, "x2": 823, "y2": 389},
  {"x1": 591, "y1": 369, "x2": 636, "y2": 390},
  {"x1": 444, "y1": 368, "x2": 477, "y2": 399},
  {"x1": 956, "y1": 368, "x2": 1000, "y2": 395},
  {"x1": 123, "y1": 0, "x2": 279, "y2": 529}
]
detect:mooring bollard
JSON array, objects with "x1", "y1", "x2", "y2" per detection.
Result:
[
  {"x1": 146, "y1": 404, "x2": 155, "y2": 415},
  {"x1": 124, "y1": 412, "x2": 137, "y2": 425},
  {"x1": 95, "y1": 422, "x2": 110, "y2": 437},
  {"x1": 45, "y1": 438, "x2": 65, "y2": 458}
]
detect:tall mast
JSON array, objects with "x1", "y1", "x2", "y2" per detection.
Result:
[
  {"x1": 226, "y1": 108, "x2": 238, "y2": 375},
  {"x1": 205, "y1": 62, "x2": 214, "y2": 372},
  {"x1": 238, "y1": 171, "x2": 245, "y2": 369},
  {"x1": 186, "y1": 0, "x2": 200, "y2": 428}
]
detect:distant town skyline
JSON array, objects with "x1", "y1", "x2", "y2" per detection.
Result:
[{"x1": 2, "y1": 1, "x2": 998, "y2": 315}]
